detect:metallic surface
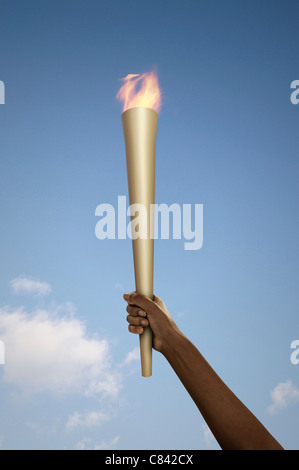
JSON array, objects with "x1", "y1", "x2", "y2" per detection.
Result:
[{"x1": 121, "y1": 106, "x2": 159, "y2": 377}]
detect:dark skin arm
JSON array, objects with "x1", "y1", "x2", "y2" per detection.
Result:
[{"x1": 124, "y1": 291, "x2": 283, "y2": 451}]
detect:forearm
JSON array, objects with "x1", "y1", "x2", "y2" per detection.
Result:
[{"x1": 162, "y1": 330, "x2": 283, "y2": 450}]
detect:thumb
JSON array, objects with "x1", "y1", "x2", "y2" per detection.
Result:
[{"x1": 123, "y1": 292, "x2": 160, "y2": 318}]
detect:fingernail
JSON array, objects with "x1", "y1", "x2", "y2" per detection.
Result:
[
  {"x1": 141, "y1": 319, "x2": 148, "y2": 326},
  {"x1": 139, "y1": 310, "x2": 146, "y2": 317}
]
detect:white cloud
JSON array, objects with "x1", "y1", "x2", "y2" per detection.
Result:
[
  {"x1": 122, "y1": 347, "x2": 140, "y2": 367},
  {"x1": 66, "y1": 411, "x2": 110, "y2": 432},
  {"x1": 267, "y1": 380, "x2": 299, "y2": 414},
  {"x1": 94, "y1": 436, "x2": 119, "y2": 450},
  {"x1": 75, "y1": 436, "x2": 119, "y2": 450},
  {"x1": 0, "y1": 305, "x2": 121, "y2": 398},
  {"x1": 114, "y1": 282, "x2": 125, "y2": 292},
  {"x1": 75, "y1": 437, "x2": 93, "y2": 450},
  {"x1": 10, "y1": 277, "x2": 52, "y2": 296}
]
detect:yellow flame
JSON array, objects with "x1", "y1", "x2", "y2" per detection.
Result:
[{"x1": 116, "y1": 71, "x2": 162, "y2": 113}]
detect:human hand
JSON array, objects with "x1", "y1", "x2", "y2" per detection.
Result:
[{"x1": 124, "y1": 291, "x2": 182, "y2": 354}]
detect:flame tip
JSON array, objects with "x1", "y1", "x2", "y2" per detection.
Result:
[{"x1": 116, "y1": 70, "x2": 162, "y2": 114}]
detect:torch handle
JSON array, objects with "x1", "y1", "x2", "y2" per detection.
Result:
[
  {"x1": 134, "y1": 251, "x2": 154, "y2": 377},
  {"x1": 134, "y1": 257, "x2": 154, "y2": 378},
  {"x1": 139, "y1": 323, "x2": 153, "y2": 378}
]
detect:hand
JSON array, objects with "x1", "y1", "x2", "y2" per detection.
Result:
[{"x1": 124, "y1": 291, "x2": 182, "y2": 354}]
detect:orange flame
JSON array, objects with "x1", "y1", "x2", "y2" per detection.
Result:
[{"x1": 116, "y1": 71, "x2": 162, "y2": 114}]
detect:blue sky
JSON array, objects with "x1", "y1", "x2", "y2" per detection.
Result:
[{"x1": 0, "y1": 0, "x2": 298, "y2": 450}]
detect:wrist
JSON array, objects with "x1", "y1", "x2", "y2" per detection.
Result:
[{"x1": 160, "y1": 327, "x2": 186, "y2": 358}]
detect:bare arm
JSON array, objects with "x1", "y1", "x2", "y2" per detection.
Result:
[{"x1": 124, "y1": 291, "x2": 283, "y2": 451}]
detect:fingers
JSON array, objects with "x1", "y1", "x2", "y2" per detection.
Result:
[
  {"x1": 127, "y1": 313, "x2": 149, "y2": 335},
  {"x1": 123, "y1": 292, "x2": 160, "y2": 316},
  {"x1": 126, "y1": 304, "x2": 147, "y2": 317},
  {"x1": 127, "y1": 314, "x2": 149, "y2": 328},
  {"x1": 124, "y1": 291, "x2": 159, "y2": 336},
  {"x1": 128, "y1": 324, "x2": 144, "y2": 335}
]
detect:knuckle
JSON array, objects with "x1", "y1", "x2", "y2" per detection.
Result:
[{"x1": 138, "y1": 293, "x2": 147, "y2": 303}]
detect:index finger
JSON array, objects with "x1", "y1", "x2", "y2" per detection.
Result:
[{"x1": 123, "y1": 292, "x2": 159, "y2": 316}]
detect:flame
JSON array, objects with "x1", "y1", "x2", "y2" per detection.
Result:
[{"x1": 116, "y1": 71, "x2": 162, "y2": 114}]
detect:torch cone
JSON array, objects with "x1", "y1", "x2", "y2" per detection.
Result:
[{"x1": 121, "y1": 106, "x2": 158, "y2": 377}]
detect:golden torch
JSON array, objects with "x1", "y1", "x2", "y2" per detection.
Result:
[{"x1": 117, "y1": 72, "x2": 161, "y2": 377}]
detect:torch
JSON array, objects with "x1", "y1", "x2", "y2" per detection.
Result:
[{"x1": 117, "y1": 72, "x2": 161, "y2": 377}]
